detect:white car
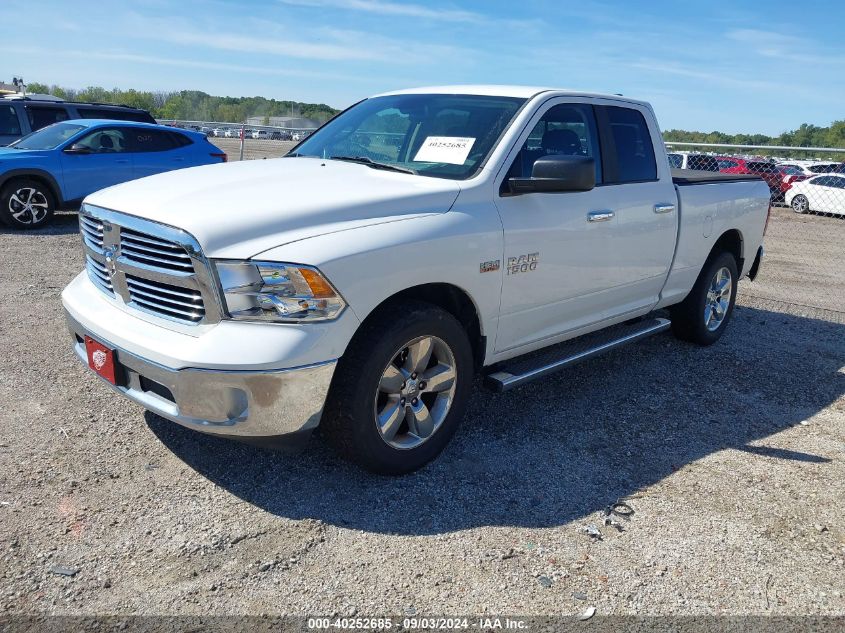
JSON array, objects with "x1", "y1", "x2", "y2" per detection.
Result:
[
  {"x1": 785, "y1": 173, "x2": 845, "y2": 216},
  {"x1": 61, "y1": 86, "x2": 769, "y2": 474},
  {"x1": 252, "y1": 129, "x2": 269, "y2": 140},
  {"x1": 224, "y1": 128, "x2": 241, "y2": 139},
  {"x1": 211, "y1": 128, "x2": 224, "y2": 137}
]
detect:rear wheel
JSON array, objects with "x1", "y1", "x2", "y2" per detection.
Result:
[
  {"x1": 791, "y1": 194, "x2": 809, "y2": 214},
  {"x1": 669, "y1": 251, "x2": 738, "y2": 345},
  {"x1": 321, "y1": 301, "x2": 473, "y2": 475},
  {"x1": 0, "y1": 178, "x2": 55, "y2": 229}
]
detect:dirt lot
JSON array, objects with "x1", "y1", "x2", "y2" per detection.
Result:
[
  {"x1": 0, "y1": 203, "x2": 843, "y2": 618},
  {"x1": 211, "y1": 137, "x2": 297, "y2": 161}
]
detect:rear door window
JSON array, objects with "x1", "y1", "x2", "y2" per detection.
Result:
[
  {"x1": 25, "y1": 106, "x2": 70, "y2": 131},
  {"x1": 0, "y1": 104, "x2": 21, "y2": 135},
  {"x1": 599, "y1": 106, "x2": 657, "y2": 183},
  {"x1": 125, "y1": 129, "x2": 184, "y2": 152}
]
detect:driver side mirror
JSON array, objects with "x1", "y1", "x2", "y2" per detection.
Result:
[
  {"x1": 508, "y1": 155, "x2": 596, "y2": 194},
  {"x1": 63, "y1": 144, "x2": 93, "y2": 155}
]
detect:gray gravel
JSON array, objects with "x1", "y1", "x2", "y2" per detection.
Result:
[{"x1": 1, "y1": 208, "x2": 844, "y2": 616}]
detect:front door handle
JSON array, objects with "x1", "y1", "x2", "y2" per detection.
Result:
[
  {"x1": 588, "y1": 210, "x2": 615, "y2": 222},
  {"x1": 116, "y1": 159, "x2": 129, "y2": 164},
  {"x1": 654, "y1": 203, "x2": 675, "y2": 214}
]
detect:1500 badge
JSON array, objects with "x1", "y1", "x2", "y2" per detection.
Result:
[{"x1": 507, "y1": 252, "x2": 539, "y2": 275}]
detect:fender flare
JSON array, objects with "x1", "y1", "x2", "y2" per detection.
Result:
[{"x1": 0, "y1": 168, "x2": 64, "y2": 207}]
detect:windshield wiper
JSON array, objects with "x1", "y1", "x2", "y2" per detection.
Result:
[{"x1": 330, "y1": 155, "x2": 416, "y2": 174}]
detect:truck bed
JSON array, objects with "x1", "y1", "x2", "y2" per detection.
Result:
[{"x1": 671, "y1": 168, "x2": 763, "y2": 185}]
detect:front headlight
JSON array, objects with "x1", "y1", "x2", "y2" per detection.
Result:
[{"x1": 214, "y1": 260, "x2": 346, "y2": 322}]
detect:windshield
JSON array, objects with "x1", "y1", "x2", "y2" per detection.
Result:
[
  {"x1": 11, "y1": 122, "x2": 86, "y2": 150},
  {"x1": 290, "y1": 94, "x2": 526, "y2": 180}
]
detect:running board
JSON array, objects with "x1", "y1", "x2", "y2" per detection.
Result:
[{"x1": 485, "y1": 317, "x2": 671, "y2": 392}]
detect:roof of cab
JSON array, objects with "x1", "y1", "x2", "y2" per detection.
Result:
[{"x1": 373, "y1": 85, "x2": 650, "y2": 107}]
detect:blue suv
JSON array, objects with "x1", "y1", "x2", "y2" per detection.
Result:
[{"x1": 0, "y1": 120, "x2": 227, "y2": 229}]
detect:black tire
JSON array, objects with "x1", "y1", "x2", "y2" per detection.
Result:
[
  {"x1": 321, "y1": 301, "x2": 474, "y2": 475},
  {"x1": 669, "y1": 251, "x2": 739, "y2": 346},
  {"x1": 0, "y1": 178, "x2": 56, "y2": 229},
  {"x1": 791, "y1": 194, "x2": 809, "y2": 214}
]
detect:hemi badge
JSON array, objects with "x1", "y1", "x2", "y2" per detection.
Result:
[{"x1": 480, "y1": 260, "x2": 500, "y2": 273}]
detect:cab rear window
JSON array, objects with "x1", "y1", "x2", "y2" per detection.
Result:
[{"x1": 601, "y1": 106, "x2": 657, "y2": 183}]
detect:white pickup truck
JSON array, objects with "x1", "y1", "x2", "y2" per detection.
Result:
[{"x1": 62, "y1": 86, "x2": 769, "y2": 474}]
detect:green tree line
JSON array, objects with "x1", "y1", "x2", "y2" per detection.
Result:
[
  {"x1": 26, "y1": 82, "x2": 339, "y2": 124},
  {"x1": 663, "y1": 121, "x2": 845, "y2": 159}
]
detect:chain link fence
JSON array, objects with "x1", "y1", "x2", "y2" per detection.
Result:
[
  {"x1": 666, "y1": 142, "x2": 845, "y2": 320},
  {"x1": 165, "y1": 121, "x2": 845, "y2": 319}
]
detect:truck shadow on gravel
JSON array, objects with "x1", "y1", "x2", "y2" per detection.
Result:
[{"x1": 147, "y1": 305, "x2": 845, "y2": 535}]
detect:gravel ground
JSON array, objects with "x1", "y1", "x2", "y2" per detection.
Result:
[{"x1": 0, "y1": 207, "x2": 844, "y2": 618}]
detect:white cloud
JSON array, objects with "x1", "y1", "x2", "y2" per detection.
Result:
[{"x1": 278, "y1": 0, "x2": 486, "y2": 23}]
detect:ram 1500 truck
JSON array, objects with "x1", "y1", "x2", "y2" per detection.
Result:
[{"x1": 61, "y1": 86, "x2": 769, "y2": 474}]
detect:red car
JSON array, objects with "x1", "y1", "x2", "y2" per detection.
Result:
[{"x1": 715, "y1": 157, "x2": 808, "y2": 200}]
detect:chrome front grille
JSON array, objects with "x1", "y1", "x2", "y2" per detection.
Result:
[
  {"x1": 86, "y1": 255, "x2": 114, "y2": 295},
  {"x1": 80, "y1": 215, "x2": 104, "y2": 250},
  {"x1": 126, "y1": 275, "x2": 205, "y2": 323},
  {"x1": 120, "y1": 228, "x2": 195, "y2": 273},
  {"x1": 78, "y1": 206, "x2": 220, "y2": 326}
]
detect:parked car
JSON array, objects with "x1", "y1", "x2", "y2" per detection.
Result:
[
  {"x1": 252, "y1": 129, "x2": 269, "y2": 140},
  {"x1": 713, "y1": 157, "x2": 787, "y2": 200},
  {"x1": 270, "y1": 130, "x2": 292, "y2": 141},
  {"x1": 778, "y1": 162, "x2": 816, "y2": 176},
  {"x1": 785, "y1": 174, "x2": 845, "y2": 216},
  {"x1": 0, "y1": 93, "x2": 157, "y2": 146},
  {"x1": 291, "y1": 132, "x2": 302, "y2": 141},
  {"x1": 224, "y1": 128, "x2": 240, "y2": 138},
  {"x1": 61, "y1": 86, "x2": 769, "y2": 474},
  {"x1": 0, "y1": 120, "x2": 226, "y2": 229},
  {"x1": 666, "y1": 152, "x2": 688, "y2": 169},
  {"x1": 211, "y1": 128, "x2": 224, "y2": 137},
  {"x1": 806, "y1": 162, "x2": 842, "y2": 174},
  {"x1": 685, "y1": 154, "x2": 720, "y2": 171}
]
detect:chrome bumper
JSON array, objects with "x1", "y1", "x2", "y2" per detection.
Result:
[{"x1": 65, "y1": 311, "x2": 336, "y2": 441}]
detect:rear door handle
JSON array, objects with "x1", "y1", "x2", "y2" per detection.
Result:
[
  {"x1": 654, "y1": 203, "x2": 675, "y2": 214},
  {"x1": 588, "y1": 210, "x2": 615, "y2": 222},
  {"x1": 116, "y1": 159, "x2": 129, "y2": 164}
]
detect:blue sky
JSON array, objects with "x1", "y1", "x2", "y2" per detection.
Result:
[{"x1": 2, "y1": 0, "x2": 843, "y2": 135}]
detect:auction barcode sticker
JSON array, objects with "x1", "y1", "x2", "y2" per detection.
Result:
[{"x1": 413, "y1": 136, "x2": 476, "y2": 165}]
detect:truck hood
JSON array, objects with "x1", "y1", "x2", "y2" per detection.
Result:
[{"x1": 84, "y1": 157, "x2": 461, "y2": 258}]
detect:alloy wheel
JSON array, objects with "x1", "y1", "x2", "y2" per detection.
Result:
[
  {"x1": 704, "y1": 266, "x2": 732, "y2": 332},
  {"x1": 373, "y1": 335, "x2": 457, "y2": 450},
  {"x1": 8, "y1": 187, "x2": 49, "y2": 225}
]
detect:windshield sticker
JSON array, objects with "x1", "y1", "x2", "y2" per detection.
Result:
[{"x1": 413, "y1": 136, "x2": 476, "y2": 165}]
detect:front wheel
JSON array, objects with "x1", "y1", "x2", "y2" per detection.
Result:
[
  {"x1": 0, "y1": 178, "x2": 55, "y2": 229},
  {"x1": 669, "y1": 251, "x2": 739, "y2": 345},
  {"x1": 791, "y1": 194, "x2": 809, "y2": 214},
  {"x1": 321, "y1": 301, "x2": 474, "y2": 475}
]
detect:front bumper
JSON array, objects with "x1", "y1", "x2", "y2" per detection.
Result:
[{"x1": 66, "y1": 310, "x2": 337, "y2": 441}]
